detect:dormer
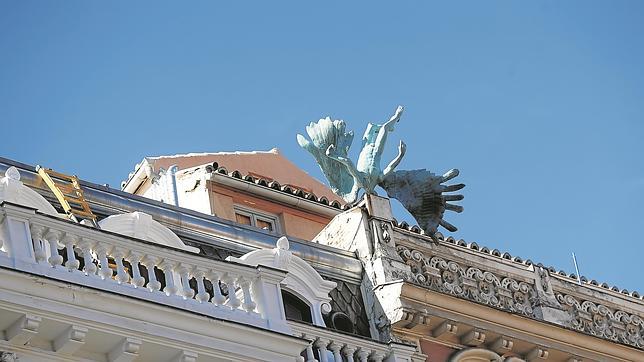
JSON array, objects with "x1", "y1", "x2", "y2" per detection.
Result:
[{"x1": 120, "y1": 150, "x2": 345, "y2": 240}]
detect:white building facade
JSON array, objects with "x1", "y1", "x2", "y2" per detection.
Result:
[{"x1": 0, "y1": 155, "x2": 642, "y2": 362}]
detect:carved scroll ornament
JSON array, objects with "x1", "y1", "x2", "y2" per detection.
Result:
[
  {"x1": 557, "y1": 293, "x2": 644, "y2": 349},
  {"x1": 397, "y1": 245, "x2": 536, "y2": 317}
]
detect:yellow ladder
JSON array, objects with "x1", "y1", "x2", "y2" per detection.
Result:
[{"x1": 36, "y1": 165, "x2": 98, "y2": 227}]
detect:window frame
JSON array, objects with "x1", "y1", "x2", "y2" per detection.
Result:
[{"x1": 233, "y1": 205, "x2": 280, "y2": 234}]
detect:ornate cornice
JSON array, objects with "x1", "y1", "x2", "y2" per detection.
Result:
[
  {"x1": 396, "y1": 245, "x2": 536, "y2": 317},
  {"x1": 557, "y1": 293, "x2": 644, "y2": 349},
  {"x1": 392, "y1": 236, "x2": 644, "y2": 352},
  {"x1": 392, "y1": 226, "x2": 643, "y2": 302}
]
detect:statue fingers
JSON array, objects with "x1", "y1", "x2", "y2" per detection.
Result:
[
  {"x1": 443, "y1": 194, "x2": 464, "y2": 201},
  {"x1": 439, "y1": 219, "x2": 457, "y2": 232},
  {"x1": 442, "y1": 183, "x2": 465, "y2": 192},
  {"x1": 444, "y1": 203, "x2": 464, "y2": 213},
  {"x1": 296, "y1": 134, "x2": 316, "y2": 154},
  {"x1": 441, "y1": 169, "x2": 460, "y2": 182}
]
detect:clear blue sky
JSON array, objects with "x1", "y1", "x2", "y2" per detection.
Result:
[{"x1": 1, "y1": 2, "x2": 642, "y2": 292}]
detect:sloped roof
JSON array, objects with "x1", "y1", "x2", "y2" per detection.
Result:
[{"x1": 125, "y1": 149, "x2": 343, "y2": 205}]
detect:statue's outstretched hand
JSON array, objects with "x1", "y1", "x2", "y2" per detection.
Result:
[
  {"x1": 439, "y1": 169, "x2": 465, "y2": 214},
  {"x1": 384, "y1": 105, "x2": 404, "y2": 131},
  {"x1": 398, "y1": 140, "x2": 407, "y2": 156}
]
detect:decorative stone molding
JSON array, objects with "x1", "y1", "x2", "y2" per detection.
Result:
[
  {"x1": 0, "y1": 352, "x2": 18, "y2": 362},
  {"x1": 108, "y1": 337, "x2": 142, "y2": 362},
  {"x1": 397, "y1": 245, "x2": 536, "y2": 317},
  {"x1": 461, "y1": 329, "x2": 486, "y2": 346},
  {"x1": 53, "y1": 325, "x2": 88, "y2": 355},
  {"x1": 490, "y1": 336, "x2": 514, "y2": 354},
  {"x1": 433, "y1": 320, "x2": 458, "y2": 337},
  {"x1": 556, "y1": 293, "x2": 644, "y2": 348},
  {"x1": 0, "y1": 166, "x2": 59, "y2": 217},
  {"x1": 98, "y1": 211, "x2": 199, "y2": 253},
  {"x1": 228, "y1": 236, "x2": 337, "y2": 327},
  {"x1": 525, "y1": 346, "x2": 548, "y2": 361},
  {"x1": 397, "y1": 307, "x2": 431, "y2": 330},
  {"x1": 4, "y1": 314, "x2": 41, "y2": 346}
]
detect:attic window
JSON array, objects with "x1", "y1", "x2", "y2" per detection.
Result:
[
  {"x1": 234, "y1": 206, "x2": 279, "y2": 233},
  {"x1": 282, "y1": 290, "x2": 312, "y2": 323}
]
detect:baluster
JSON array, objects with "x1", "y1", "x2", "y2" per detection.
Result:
[
  {"x1": 222, "y1": 273, "x2": 241, "y2": 309},
  {"x1": 177, "y1": 265, "x2": 195, "y2": 299},
  {"x1": 207, "y1": 270, "x2": 226, "y2": 306},
  {"x1": 29, "y1": 224, "x2": 47, "y2": 263},
  {"x1": 370, "y1": 351, "x2": 386, "y2": 362},
  {"x1": 45, "y1": 230, "x2": 64, "y2": 268},
  {"x1": 304, "y1": 338, "x2": 318, "y2": 362},
  {"x1": 159, "y1": 260, "x2": 178, "y2": 296},
  {"x1": 61, "y1": 234, "x2": 80, "y2": 271},
  {"x1": 194, "y1": 269, "x2": 209, "y2": 303},
  {"x1": 238, "y1": 277, "x2": 256, "y2": 313},
  {"x1": 78, "y1": 240, "x2": 97, "y2": 276},
  {"x1": 96, "y1": 246, "x2": 113, "y2": 280},
  {"x1": 142, "y1": 256, "x2": 161, "y2": 292},
  {"x1": 328, "y1": 342, "x2": 343, "y2": 362},
  {"x1": 0, "y1": 214, "x2": 4, "y2": 252},
  {"x1": 356, "y1": 349, "x2": 370, "y2": 362},
  {"x1": 341, "y1": 346, "x2": 356, "y2": 362},
  {"x1": 127, "y1": 252, "x2": 145, "y2": 287},
  {"x1": 314, "y1": 338, "x2": 330, "y2": 362},
  {"x1": 111, "y1": 249, "x2": 130, "y2": 284}
]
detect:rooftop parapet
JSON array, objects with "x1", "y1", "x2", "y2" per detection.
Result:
[{"x1": 0, "y1": 201, "x2": 291, "y2": 334}]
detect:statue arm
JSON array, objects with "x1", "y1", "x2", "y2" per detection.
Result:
[
  {"x1": 382, "y1": 140, "x2": 406, "y2": 178},
  {"x1": 326, "y1": 144, "x2": 362, "y2": 185},
  {"x1": 383, "y1": 105, "x2": 404, "y2": 131},
  {"x1": 373, "y1": 106, "x2": 404, "y2": 155}
]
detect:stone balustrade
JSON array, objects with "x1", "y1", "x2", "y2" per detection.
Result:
[
  {"x1": 0, "y1": 202, "x2": 291, "y2": 334},
  {"x1": 289, "y1": 321, "x2": 419, "y2": 362}
]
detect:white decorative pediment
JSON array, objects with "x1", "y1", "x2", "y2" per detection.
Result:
[
  {"x1": 98, "y1": 212, "x2": 199, "y2": 253},
  {"x1": 228, "y1": 236, "x2": 337, "y2": 327},
  {"x1": 0, "y1": 167, "x2": 60, "y2": 217}
]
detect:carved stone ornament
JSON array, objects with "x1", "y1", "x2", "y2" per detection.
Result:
[
  {"x1": 0, "y1": 166, "x2": 60, "y2": 217},
  {"x1": 298, "y1": 106, "x2": 465, "y2": 234},
  {"x1": 98, "y1": 212, "x2": 200, "y2": 253},
  {"x1": 556, "y1": 293, "x2": 644, "y2": 349},
  {"x1": 0, "y1": 352, "x2": 18, "y2": 362},
  {"x1": 228, "y1": 236, "x2": 337, "y2": 327},
  {"x1": 533, "y1": 266, "x2": 562, "y2": 308},
  {"x1": 397, "y1": 245, "x2": 536, "y2": 316}
]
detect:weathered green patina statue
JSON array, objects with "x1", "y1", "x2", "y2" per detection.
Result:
[{"x1": 298, "y1": 106, "x2": 465, "y2": 234}]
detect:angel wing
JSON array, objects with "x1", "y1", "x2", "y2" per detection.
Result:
[
  {"x1": 297, "y1": 117, "x2": 361, "y2": 203},
  {"x1": 379, "y1": 169, "x2": 464, "y2": 234}
]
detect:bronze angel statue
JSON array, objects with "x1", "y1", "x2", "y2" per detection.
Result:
[{"x1": 297, "y1": 106, "x2": 464, "y2": 234}]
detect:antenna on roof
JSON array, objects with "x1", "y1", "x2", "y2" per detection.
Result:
[{"x1": 572, "y1": 252, "x2": 582, "y2": 285}]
